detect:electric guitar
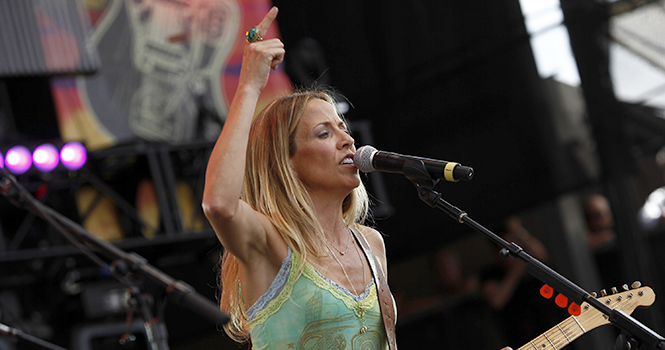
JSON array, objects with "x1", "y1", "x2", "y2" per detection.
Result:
[{"x1": 519, "y1": 283, "x2": 655, "y2": 350}]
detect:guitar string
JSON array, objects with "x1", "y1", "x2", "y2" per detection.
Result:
[
  {"x1": 519, "y1": 317, "x2": 580, "y2": 350},
  {"x1": 529, "y1": 319, "x2": 578, "y2": 350},
  {"x1": 524, "y1": 315, "x2": 589, "y2": 350},
  {"x1": 548, "y1": 318, "x2": 582, "y2": 348},
  {"x1": 518, "y1": 296, "x2": 642, "y2": 350}
]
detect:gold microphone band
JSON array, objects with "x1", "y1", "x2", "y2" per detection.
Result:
[{"x1": 444, "y1": 162, "x2": 459, "y2": 182}]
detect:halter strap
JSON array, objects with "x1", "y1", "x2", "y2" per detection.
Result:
[{"x1": 350, "y1": 226, "x2": 398, "y2": 350}]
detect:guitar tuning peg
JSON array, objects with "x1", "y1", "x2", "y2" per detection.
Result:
[
  {"x1": 611, "y1": 287, "x2": 618, "y2": 294},
  {"x1": 631, "y1": 281, "x2": 642, "y2": 289},
  {"x1": 591, "y1": 292, "x2": 598, "y2": 298},
  {"x1": 623, "y1": 284, "x2": 629, "y2": 291},
  {"x1": 600, "y1": 289, "x2": 607, "y2": 297}
]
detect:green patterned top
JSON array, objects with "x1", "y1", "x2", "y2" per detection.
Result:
[{"x1": 246, "y1": 248, "x2": 389, "y2": 349}]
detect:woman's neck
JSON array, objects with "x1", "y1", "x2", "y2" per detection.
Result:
[{"x1": 309, "y1": 193, "x2": 348, "y2": 243}]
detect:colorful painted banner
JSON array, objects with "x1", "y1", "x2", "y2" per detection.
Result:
[{"x1": 51, "y1": 0, "x2": 292, "y2": 150}]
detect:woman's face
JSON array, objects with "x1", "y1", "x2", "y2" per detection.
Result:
[{"x1": 290, "y1": 99, "x2": 360, "y2": 197}]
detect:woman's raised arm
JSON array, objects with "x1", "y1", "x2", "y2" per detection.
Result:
[{"x1": 202, "y1": 7, "x2": 284, "y2": 262}]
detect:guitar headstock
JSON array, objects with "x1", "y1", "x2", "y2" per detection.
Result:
[{"x1": 577, "y1": 282, "x2": 655, "y2": 331}]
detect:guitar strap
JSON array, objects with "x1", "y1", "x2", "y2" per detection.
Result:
[{"x1": 350, "y1": 226, "x2": 398, "y2": 350}]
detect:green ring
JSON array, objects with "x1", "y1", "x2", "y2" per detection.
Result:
[{"x1": 246, "y1": 27, "x2": 259, "y2": 42}]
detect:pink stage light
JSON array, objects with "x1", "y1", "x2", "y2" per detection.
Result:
[
  {"x1": 0, "y1": 152, "x2": 4, "y2": 168},
  {"x1": 6, "y1": 146, "x2": 33, "y2": 175},
  {"x1": 60, "y1": 142, "x2": 87, "y2": 171},
  {"x1": 33, "y1": 143, "x2": 60, "y2": 172}
]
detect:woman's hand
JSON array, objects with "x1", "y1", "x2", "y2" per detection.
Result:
[{"x1": 238, "y1": 7, "x2": 285, "y2": 92}]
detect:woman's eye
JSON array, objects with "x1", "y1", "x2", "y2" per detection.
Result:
[{"x1": 318, "y1": 132, "x2": 329, "y2": 138}]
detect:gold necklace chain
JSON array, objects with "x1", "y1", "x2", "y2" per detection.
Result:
[
  {"x1": 327, "y1": 230, "x2": 352, "y2": 255},
  {"x1": 325, "y1": 237, "x2": 369, "y2": 333}
]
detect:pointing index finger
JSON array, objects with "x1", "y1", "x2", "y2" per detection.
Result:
[{"x1": 256, "y1": 7, "x2": 278, "y2": 38}]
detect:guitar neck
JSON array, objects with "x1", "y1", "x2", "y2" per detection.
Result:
[{"x1": 518, "y1": 315, "x2": 584, "y2": 350}]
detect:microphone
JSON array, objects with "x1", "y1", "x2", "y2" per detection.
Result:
[{"x1": 354, "y1": 145, "x2": 473, "y2": 182}]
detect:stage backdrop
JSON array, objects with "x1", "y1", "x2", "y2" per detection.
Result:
[{"x1": 51, "y1": 0, "x2": 292, "y2": 150}]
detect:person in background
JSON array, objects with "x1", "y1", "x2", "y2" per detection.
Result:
[
  {"x1": 583, "y1": 194, "x2": 617, "y2": 252},
  {"x1": 480, "y1": 216, "x2": 562, "y2": 347},
  {"x1": 583, "y1": 193, "x2": 621, "y2": 287}
]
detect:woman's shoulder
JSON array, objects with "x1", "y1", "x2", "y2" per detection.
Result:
[
  {"x1": 355, "y1": 224, "x2": 389, "y2": 275},
  {"x1": 356, "y1": 224, "x2": 382, "y2": 239},
  {"x1": 355, "y1": 224, "x2": 386, "y2": 254}
]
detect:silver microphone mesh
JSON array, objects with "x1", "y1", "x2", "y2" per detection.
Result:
[{"x1": 354, "y1": 145, "x2": 378, "y2": 173}]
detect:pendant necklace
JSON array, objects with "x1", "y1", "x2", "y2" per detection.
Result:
[
  {"x1": 327, "y1": 230, "x2": 352, "y2": 255},
  {"x1": 325, "y1": 237, "x2": 368, "y2": 333}
]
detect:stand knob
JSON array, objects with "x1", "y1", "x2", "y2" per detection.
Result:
[{"x1": 615, "y1": 333, "x2": 632, "y2": 350}]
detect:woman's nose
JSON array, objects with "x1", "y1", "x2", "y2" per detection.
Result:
[{"x1": 339, "y1": 132, "x2": 354, "y2": 149}]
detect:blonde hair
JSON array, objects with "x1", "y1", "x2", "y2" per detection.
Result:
[{"x1": 219, "y1": 89, "x2": 370, "y2": 342}]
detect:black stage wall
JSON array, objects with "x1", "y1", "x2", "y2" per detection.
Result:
[{"x1": 273, "y1": 0, "x2": 586, "y2": 260}]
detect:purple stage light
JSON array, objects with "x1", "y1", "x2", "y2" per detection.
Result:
[
  {"x1": 60, "y1": 142, "x2": 87, "y2": 171},
  {"x1": 33, "y1": 143, "x2": 60, "y2": 172},
  {"x1": 6, "y1": 146, "x2": 32, "y2": 174},
  {"x1": 0, "y1": 152, "x2": 4, "y2": 168}
]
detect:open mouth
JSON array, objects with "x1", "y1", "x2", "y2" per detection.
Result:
[{"x1": 340, "y1": 156, "x2": 354, "y2": 165}]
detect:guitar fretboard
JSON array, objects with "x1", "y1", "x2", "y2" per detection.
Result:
[{"x1": 520, "y1": 316, "x2": 585, "y2": 350}]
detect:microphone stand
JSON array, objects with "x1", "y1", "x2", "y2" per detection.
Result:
[
  {"x1": 401, "y1": 159, "x2": 665, "y2": 350},
  {"x1": 0, "y1": 322, "x2": 69, "y2": 350},
  {"x1": 0, "y1": 168, "x2": 229, "y2": 350}
]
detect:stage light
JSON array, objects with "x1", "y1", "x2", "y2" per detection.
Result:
[
  {"x1": 5, "y1": 146, "x2": 32, "y2": 175},
  {"x1": 60, "y1": 141, "x2": 87, "y2": 171},
  {"x1": 1, "y1": 141, "x2": 88, "y2": 175},
  {"x1": 33, "y1": 143, "x2": 60, "y2": 172}
]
